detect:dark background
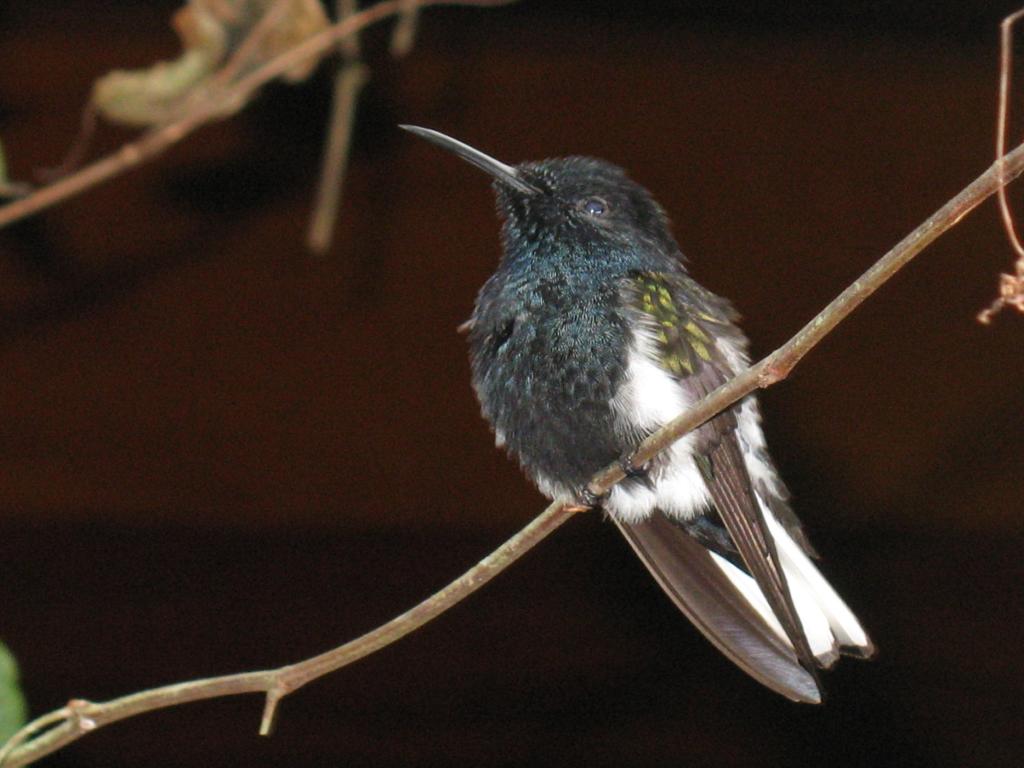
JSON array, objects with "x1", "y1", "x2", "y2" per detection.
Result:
[{"x1": 1, "y1": 1, "x2": 1023, "y2": 766}]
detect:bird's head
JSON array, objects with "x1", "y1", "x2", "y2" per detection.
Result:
[{"x1": 402, "y1": 126, "x2": 680, "y2": 272}]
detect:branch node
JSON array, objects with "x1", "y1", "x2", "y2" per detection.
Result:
[
  {"x1": 67, "y1": 699, "x2": 98, "y2": 732},
  {"x1": 757, "y1": 357, "x2": 789, "y2": 388}
]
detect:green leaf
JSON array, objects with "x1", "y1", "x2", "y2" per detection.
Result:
[
  {"x1": 0, "y1": 137, "x2": 9, "y2": 185},
  {"x1": 0, "y1": 641, "x2": 27, "y2": 743}
]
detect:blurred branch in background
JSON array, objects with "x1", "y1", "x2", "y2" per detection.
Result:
[
  {"x1": 0, "y1": 0, "x2": 516, "y2": 242},
  {"x1": 306, "y1": 0, "x2": 369, "y2": 254},
  {"x1": 389, "y1": 0, "x2": 422, "y2": 56}
]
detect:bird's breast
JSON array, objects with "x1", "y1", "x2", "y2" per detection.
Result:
[{"x1": 468, "y1": 284, "x2": 632, "y2": 493}]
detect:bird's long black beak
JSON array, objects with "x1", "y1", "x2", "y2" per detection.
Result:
[{"x1": 400, "y1": 125, "x2": 541, "y2": 195}]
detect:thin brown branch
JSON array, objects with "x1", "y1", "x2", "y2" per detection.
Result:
[
  {"x1": 0, "y1": 0, "x2": 516, "y2": 232},
  {"x1": 306, "y1": 0, "x2": 368, "y2": 255},
  {"x1": 5, "y1": 136, "x2": 1024, "y2": 768},
  {"x1": 996, "y1": 9, "x2": 1024, "y2": 258}
]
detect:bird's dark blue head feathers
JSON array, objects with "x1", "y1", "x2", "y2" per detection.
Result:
[{"x1": 494, "y1": 156, "x2": 679, "y2": 269}]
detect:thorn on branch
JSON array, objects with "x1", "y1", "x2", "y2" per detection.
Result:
[
  {"x1": 259, "y1": 688, "x2": 284, "y2": 737},
  {"x1": 67, "y1": 699, "x2": 98, "y2": 733}
]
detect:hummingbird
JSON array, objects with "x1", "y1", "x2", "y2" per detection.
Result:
[{"x1": 402, "y1": 125, "x2": 875, "y2": 703}]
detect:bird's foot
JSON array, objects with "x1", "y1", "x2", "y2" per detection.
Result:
[
  {"x1": 619, "y1": 450, "x2": 651, "y2": 481},
  {"x1": 565, "y1": 485, "x2": 606, "y2": 513}
]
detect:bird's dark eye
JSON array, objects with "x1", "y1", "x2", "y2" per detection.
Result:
[{"x1": 579, "y1": 196, "x2": 609, "y2": 217}]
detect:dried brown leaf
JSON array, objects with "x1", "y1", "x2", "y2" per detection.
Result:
[{"x1": 91, "y1": 0, "x2": 328, "y2": 128}]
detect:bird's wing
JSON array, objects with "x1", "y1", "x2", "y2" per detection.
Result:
[
  {"x1": 614, "y1": 512, "x2": 822, "y2": 703},
  {"x1": 699, "y1": 432, "x2": 822, "y2": 687},
  {"x1": 626, "y1": 271, "x2": 817, "y2": 558},
  {"x1": 620, "y1": 271, "x2": 821, "y2": 688}
]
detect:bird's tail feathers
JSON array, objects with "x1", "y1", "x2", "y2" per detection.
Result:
[
  {"x1": 763, "y1": 511, "x2": 876, "y2": 661},
  {"x1": 706, "y1": 502, "x2": 876, "y2": 667},
  {"x1": 615, "y1": 505, "x2": 874, "y2": 703}
]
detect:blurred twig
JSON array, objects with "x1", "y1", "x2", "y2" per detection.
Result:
[
  {"x1": 390, "y1": 0, "x2": 421, "y2": 56},
  {"x1": 4, "y1": 135, "x2": 1024, "y2": 768},
  {"x1": 306, "y1": 0, "x2": 369, "y2": 254}
]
